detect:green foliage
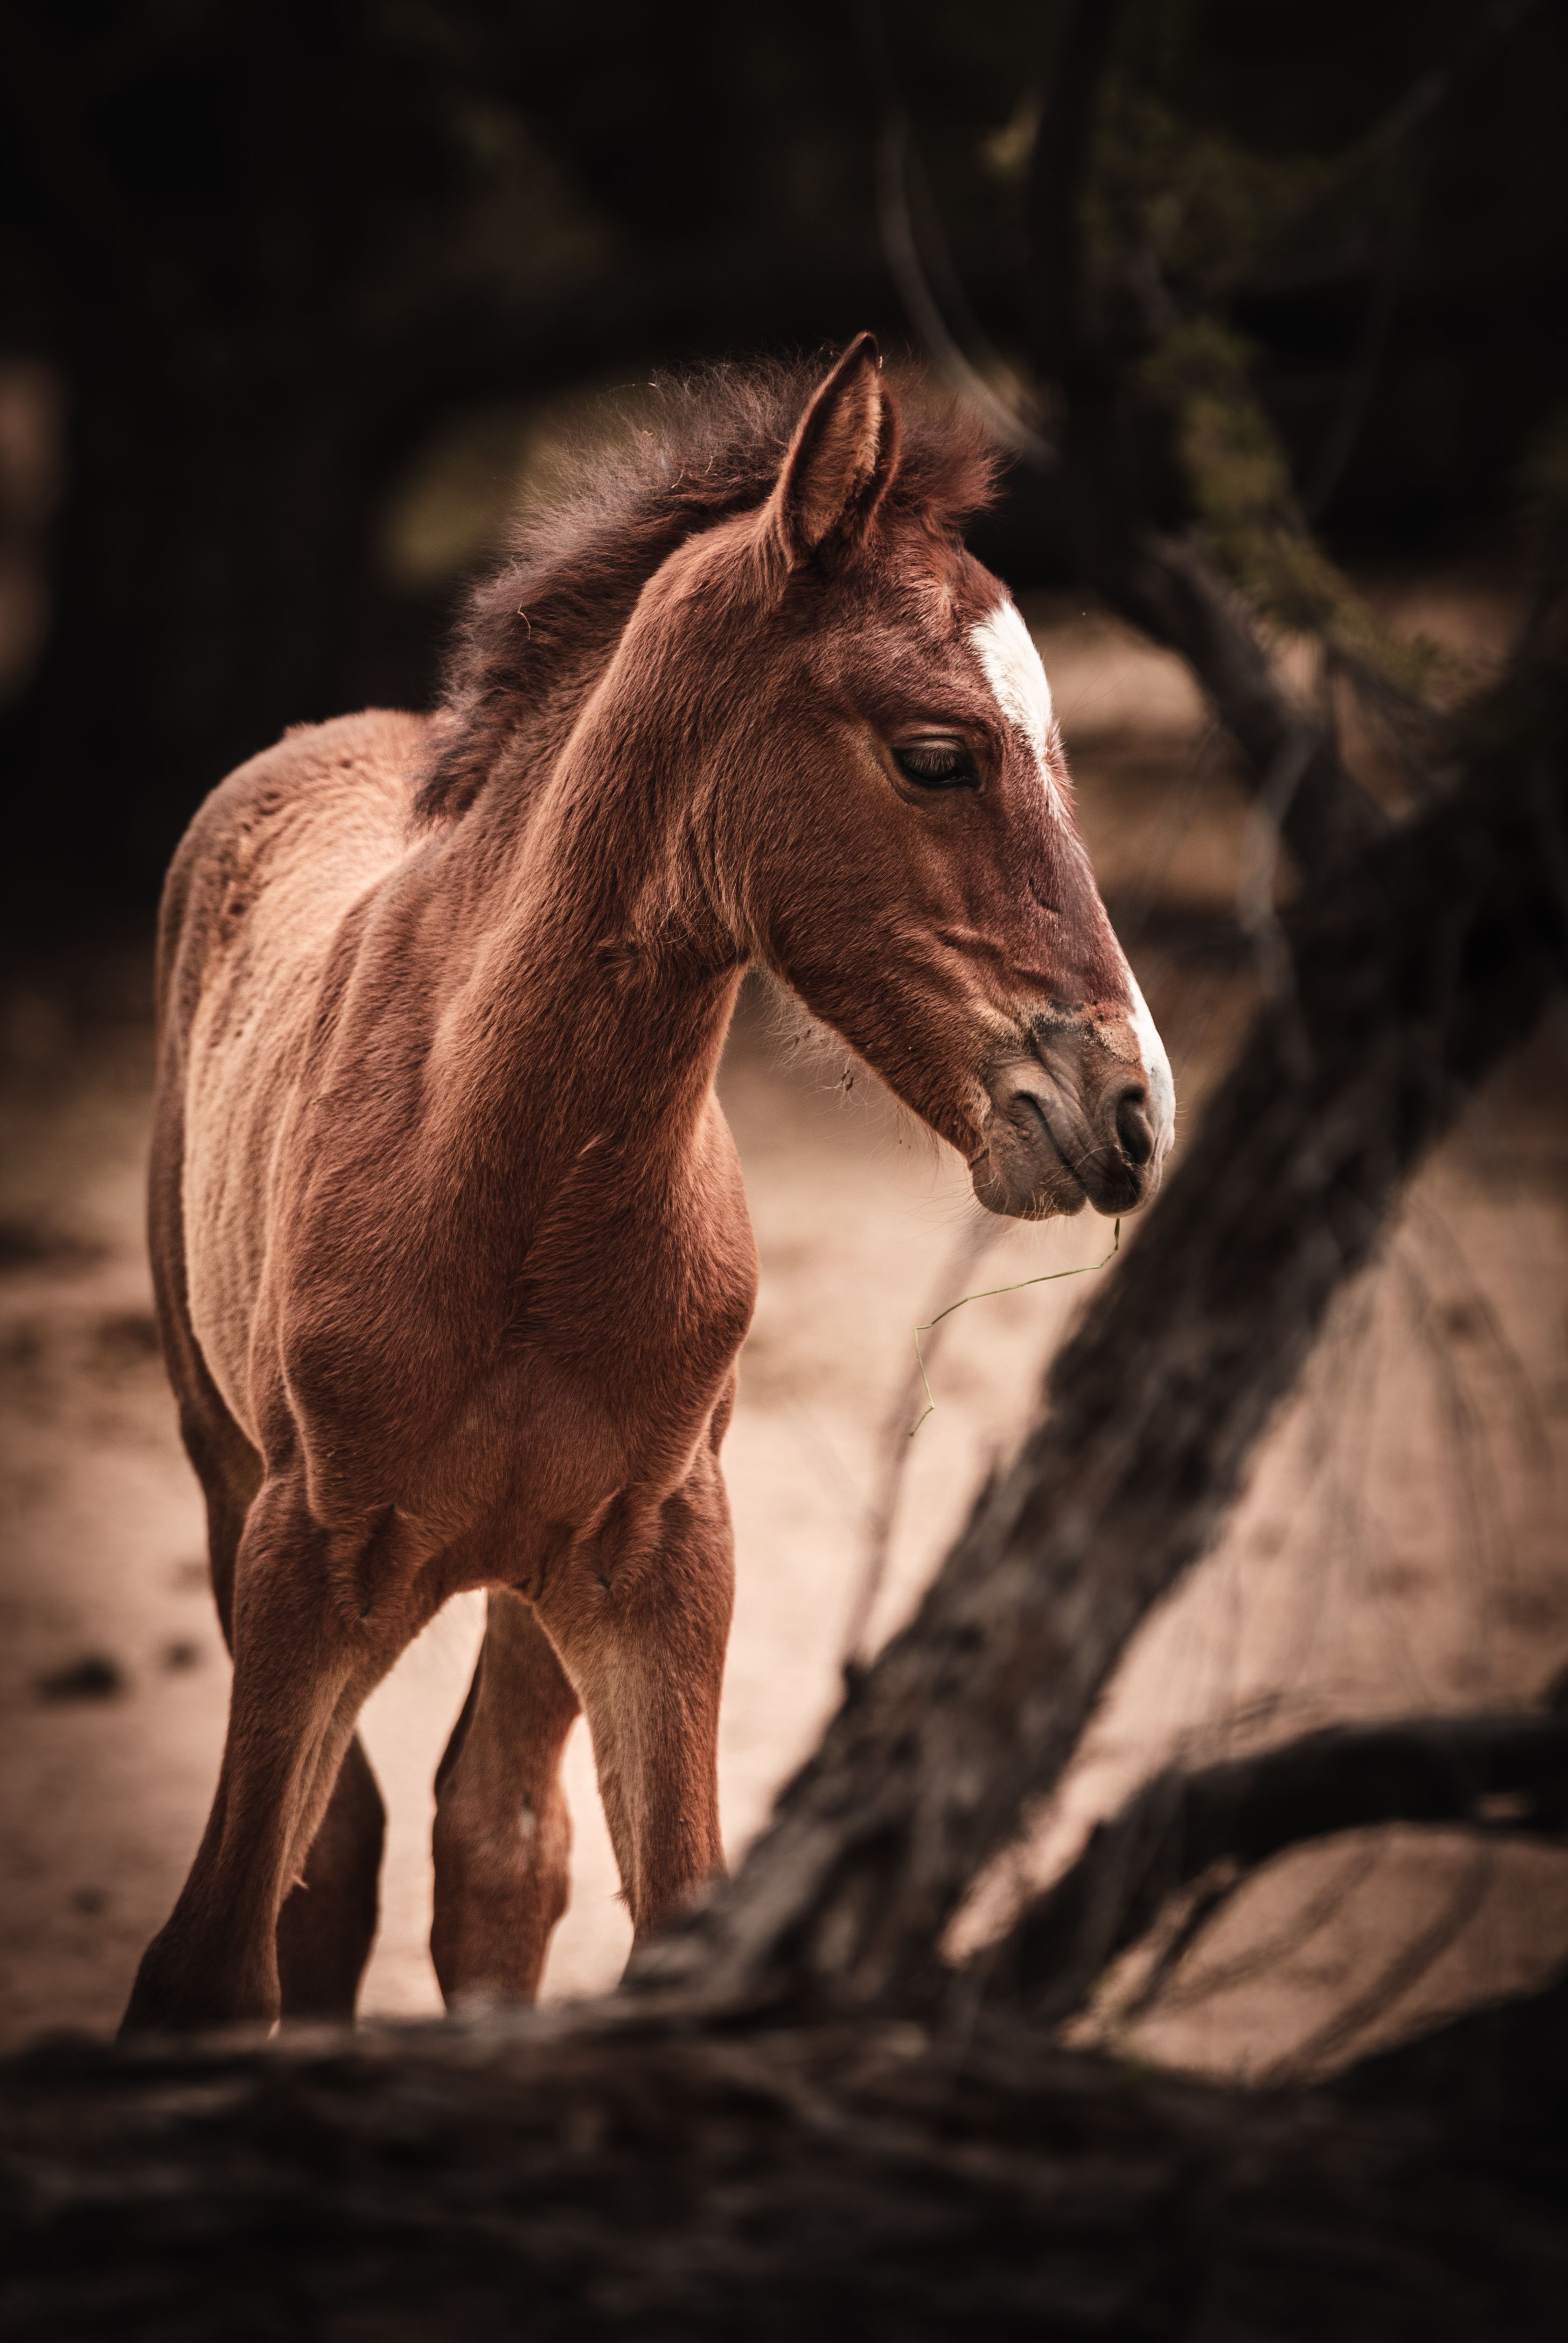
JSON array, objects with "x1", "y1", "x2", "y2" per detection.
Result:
[
  {"x1": 1141, "y1": 317, "x2": 1445, "y2": 699},
  {"x1": 1087, "y1": 90, "x2": 1337, "y2": 303}
]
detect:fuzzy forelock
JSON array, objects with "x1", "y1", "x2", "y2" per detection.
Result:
[{"x1": 414, "y1": 355, "x2": 999, "y2": 824}]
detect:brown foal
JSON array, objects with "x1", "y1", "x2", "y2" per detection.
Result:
[{"x1": 123, "y1": 337, "x2": 1173, "y2": 2033}]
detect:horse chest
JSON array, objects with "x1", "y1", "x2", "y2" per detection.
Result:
[
  {"x1": 499, "y1": 1213, "x2": 755, "y2": 1482},
  {"x1": 282, "y1": 1178, "x2": 757, "y2": 1547}
]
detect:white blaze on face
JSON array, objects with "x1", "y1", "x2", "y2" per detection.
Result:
[
  {"x1": 973, "y1": 599, "x2": 1175, "y2": 1169},
  {"x1": 1127, "y1": 969, "x2": 1176, "y2": 1169},
  {"x1": 970, "y1": 599, "x2": 1058, "y2": 809}
]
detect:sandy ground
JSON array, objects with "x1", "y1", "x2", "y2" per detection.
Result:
[{"x1": 3, "y1": 589, "x2": 1565, "y2": 2076}]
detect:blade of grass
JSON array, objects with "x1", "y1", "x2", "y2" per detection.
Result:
[{"x1": 909, "y1": 1219, "x2": 1122, "y2": 1437}]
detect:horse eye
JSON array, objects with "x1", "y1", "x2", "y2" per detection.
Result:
[{"x1": 894, "y1": 742, "x2": 977, "y2": 789}]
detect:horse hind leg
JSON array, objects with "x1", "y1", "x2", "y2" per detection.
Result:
[{"x1": 431, "y1": 1588, "x2": 580, "y2": 2007}]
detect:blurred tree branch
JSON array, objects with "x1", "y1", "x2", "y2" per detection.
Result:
[
  {"x1": 978, "y1": 1705, "x2": 1568, "y2": 2035},
  {"x1": 879, "y1": 0, "x2": 1553, "y2": 882},
  {"x1": 6, "y1": 1911, "x2": 1568, "y2": 2335},
  {"x1": 1024, "y1": 0, "x2": 1131, "y2": 393}
]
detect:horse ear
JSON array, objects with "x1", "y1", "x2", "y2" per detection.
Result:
[{"x1": 766, "y1": 333, "x2": 899, "y2": 567}]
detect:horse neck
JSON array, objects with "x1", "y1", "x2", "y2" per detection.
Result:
[{"x1": 424, "y1": 662, "x2": 742, "y2": 1187}]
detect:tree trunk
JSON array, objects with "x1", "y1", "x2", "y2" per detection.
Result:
[{"x1": 3, "y1": 1980, "x2": 1567, "y2": 2340}]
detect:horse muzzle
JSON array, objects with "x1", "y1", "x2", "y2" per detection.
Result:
[{"x1": 970, "y1": 1019, "x2": 1170, "y2": 1221}]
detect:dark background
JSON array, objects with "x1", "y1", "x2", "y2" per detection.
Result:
[{"x1": 2, "y1": 0, "x2": 1564, "y2": 910}]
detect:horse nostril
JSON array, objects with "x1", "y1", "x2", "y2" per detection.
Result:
[{"x1": 1115, "y1": 1087, "x2": 1154, "y2": 1168}]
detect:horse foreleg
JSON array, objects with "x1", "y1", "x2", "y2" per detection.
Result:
[
  {"x1": 121, "y1": 1475, "x2": 413, "y2": 2035},
  {"x1": 182, "y1": 1417, "x2": 386, "y2": 2025},
  {"x1": 538, "y1": 1466, "x2": 734, "y2": 1958},
  {"x1": 430, "y1": 1589, "x2": 580, "y2": 2007}
]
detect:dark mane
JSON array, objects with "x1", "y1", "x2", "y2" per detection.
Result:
[{"x1": 414, "y1": 354, "x2": 999, "y2": 823}]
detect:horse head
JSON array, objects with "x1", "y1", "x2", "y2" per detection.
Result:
[{"x1": 647, "y1": 335, "x2": 1174, "y2": 1221}]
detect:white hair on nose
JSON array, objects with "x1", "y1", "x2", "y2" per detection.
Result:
[
  {"x1": 1127, "y1": 969, "x2": 1176, "y2": 1165},
  {"x1": 970, "y1": 599, "x2": 1058, "y2": 807}
]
